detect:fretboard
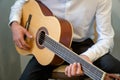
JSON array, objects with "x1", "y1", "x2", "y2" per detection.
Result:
[{"x1": 42, "y1": 34, "x2": 106, "y2": 80}]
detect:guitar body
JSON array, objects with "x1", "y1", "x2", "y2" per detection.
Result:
[{"x1": 16, "y1": 0, "x2": 73, "y2": 66}]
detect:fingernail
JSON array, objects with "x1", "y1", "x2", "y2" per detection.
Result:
[{"x1": 30, "y1": 35, "x2": 33, "y2": 38}]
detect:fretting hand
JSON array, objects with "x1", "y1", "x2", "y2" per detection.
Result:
[
  {"x1": 104, "y1": 73, "x2": 120, "y2": 80},
  {"x1": 65, "y1": 55, "x2": 120, "y2": 80},
  {"x1": 65, "y1": 55, "x2": 92, "y2": 77}
]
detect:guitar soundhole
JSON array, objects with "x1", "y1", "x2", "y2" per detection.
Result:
[
  {"x1": 36, "y1": 27, "x2": 48, "y2": 49},
  {"x1": 39, "y1": 31, "x2": 45, "y2": 45}
]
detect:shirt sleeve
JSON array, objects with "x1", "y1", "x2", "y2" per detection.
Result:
[
  {"x1": 81, "y1": 0, "x2": 114, "y2": 62},
  {"x1": 9, "y1": 0, "x2": 28, "y2": 25}
]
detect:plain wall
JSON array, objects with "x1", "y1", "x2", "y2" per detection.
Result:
[
  {"x1": 0, "y1": 0, "x2": 21, "y2": 80},
  {"x1": 111, "y1": 0, "x2": 120, "y2": 60}
]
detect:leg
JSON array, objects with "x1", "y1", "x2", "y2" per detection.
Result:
[
  {"x1": 19, "y1": 57, "x2": 56, "y2": 80},
  {"x1": 93, "y1": 53, "x2": 120, "y2": 74}
]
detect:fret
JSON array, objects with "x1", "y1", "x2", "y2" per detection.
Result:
[{"x1": 42, "y1": 34, "x2": 106, "y2": 80}]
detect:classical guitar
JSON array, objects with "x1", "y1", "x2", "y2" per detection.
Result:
[{"x1": 15, "y1": 0, "x2": 119, "y2": 80}]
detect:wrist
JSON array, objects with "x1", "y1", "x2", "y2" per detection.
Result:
[
  {"x1": 10, "y1": 21, "x2": 19, "y2": 27},
  {"x1": 79, "y1": 54, "x2": 92, "y2": 63}
]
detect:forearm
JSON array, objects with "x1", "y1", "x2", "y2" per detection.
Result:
[
  {"x1": 81, "y1": 38, "x2": 114, "y2": 62},
  {"x1": 81, "y1": 0, "x2": 114, "y2": 62}
]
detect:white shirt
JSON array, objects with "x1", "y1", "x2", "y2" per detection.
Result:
[{"x1": 9, "y1": 0, "x2": 114, "y2": 62}]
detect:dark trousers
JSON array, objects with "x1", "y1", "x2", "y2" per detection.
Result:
[{"x1": 19, "y1": 38, "x2": 120, "y2": 80}]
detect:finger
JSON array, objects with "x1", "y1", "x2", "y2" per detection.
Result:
[
  {"x1": 20, "y1": 38, "x2": 31, "y2": 50},
  {"x1": 15, "y1": 41, "x2": 19, "y2": 47},
  {"x1": 65, "y1": 66, "x2": 69, "y2": 75},
  {"x1": 24, "y1": 29, "x2": 33, "y2": 39},
  {"x1": 16, "y1": 40, "x2": 23, "y2": 49},
  {"x1": 71, "y1": 62, "x2": 77, "y2": 76},
  {"x1": 76, "y1": 63, "x2": 84, "y2": 76},
  {"x1": 108, "y1": 74, "x2": 120, "y2": 80},
  {"x1": 67, "y1": 64, "x2": 72, "y2": 77}
]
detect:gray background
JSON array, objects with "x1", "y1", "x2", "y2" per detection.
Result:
[
  {"x1": 0, "y1": 0, "x2": 120, "y2": 80},
  {"x1": 0, "y1": 0, "x2": 21, "y2": 80}
]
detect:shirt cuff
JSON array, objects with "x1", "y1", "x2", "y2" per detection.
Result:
[
  {"x1": 80, "y1": 49, "x2": 99, "y2": 62},
  {"x1": 8, "y1": 16, "x2": 20, "y2": 27}
]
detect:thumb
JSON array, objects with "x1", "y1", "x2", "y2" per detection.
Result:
[{"x1": 24, "y1": 30, "x2": 33, "y2": 39}]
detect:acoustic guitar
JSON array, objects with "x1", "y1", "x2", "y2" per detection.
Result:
[{"x1": 15, "y1": 0, "x2": 118, "y2": 80}]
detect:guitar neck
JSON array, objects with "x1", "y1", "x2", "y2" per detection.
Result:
[{"x1": 40, "y1": 33, "x2": 106, "y2": 80}]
